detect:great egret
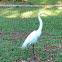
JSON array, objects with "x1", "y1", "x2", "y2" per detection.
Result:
[{"x1": 21, "y1": 11, "x2": 48, "y2": 60}]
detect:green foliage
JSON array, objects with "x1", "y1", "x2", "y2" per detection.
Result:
[{"x1": 0, "y1": 0, "x2": 62, "y2": 5}]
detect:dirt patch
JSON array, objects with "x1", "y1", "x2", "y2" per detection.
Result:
[
  {"x1": 0, "y1": 30, "x2": 62, "y2": 62},
  {"x1": 46, "y1": 57, "x2": 55, "y2": 62},
  {"x1": 57, "y1": 50, "x2": 62, "y2": 54},
  {"x1": 15, "y1": 59, "x2": 41, "y2": 62},
  {"x1": 0, "y1": 33, "x2": 5, "y2": 37},
  {"x1": 56, "y1": 43, "x2": 62, "y2": 48},
  {"x1": 12, "y1": 31, "x2": 29, "y2": 40},
  {"x1": 0, "y1": 31, "x2": 29, "y2": 41}
]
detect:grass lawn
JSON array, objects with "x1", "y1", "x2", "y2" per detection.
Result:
[
  {"x1": 0, "y1": 7, "x2": 62, "y2": 62},
  {"x1": 0, "y1": 0, "x2": 62, "y2": 5}
]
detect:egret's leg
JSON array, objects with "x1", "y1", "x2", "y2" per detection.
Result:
[
  {"x1": 26, "y1": 46, "x2": 29, "y2": 61},
  {"x1": 33, "y1": 44, "x2": 35, "y2": 55},
  {"x1": 33, "y1": 44, "x2": 37, "y2": 60}
]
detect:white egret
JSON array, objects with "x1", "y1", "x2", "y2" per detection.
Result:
[{"x1": 21, "y1": 11, "x2": 48, "y2": 60}]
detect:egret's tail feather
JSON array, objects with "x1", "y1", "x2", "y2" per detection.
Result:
[{"x1": 21, "y1": 43, "x2": 27, "y2": 49}]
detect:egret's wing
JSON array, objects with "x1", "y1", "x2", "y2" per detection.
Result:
[
  {"x1": 25, "y1": 31, "x2": 37, "y2": 42},
  {"x1": 21, "y1": 31, "x2": 37, "y2": 49}
]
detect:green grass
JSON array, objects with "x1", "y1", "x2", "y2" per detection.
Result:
[
  {"x1": 0, "y1": 7, "x2": 62, "y2": 62},
  {"x1": 0, "y1": 0, "x2": 62, "y2": 5}
]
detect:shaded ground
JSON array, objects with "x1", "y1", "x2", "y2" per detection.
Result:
[
  {"x1": 0, "y1": 30, "x2": 62, "y2": 62},
  {"x1": 0, "y1": 30, "x2": 29, "y2": 41}
]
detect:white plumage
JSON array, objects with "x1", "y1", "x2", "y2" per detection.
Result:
[{"x1": 21, "y1": 11, "x2": 47, "y2": 49}]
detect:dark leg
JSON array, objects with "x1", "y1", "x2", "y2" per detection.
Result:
[
  {"x1": 25, "y1": 46, "x2": 29, "y2": 61},
  {"x1": 33, "y1": 44, "x2": 35, "y2": 55},
  {"x1": 33, "y1": 44, "x2": 37, "y2": 60}
]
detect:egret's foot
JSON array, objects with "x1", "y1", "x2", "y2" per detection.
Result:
[
  {"x1": 25, "y1": 58, "x2": 27, "y2": 61},
  {"x1": 25, "y1": 56, "x2": 27, "y2": 61},
  {"x1": 33, "y1": 53, "x2": 37, "y2": 61},
  {"x1": 34, "y1": 53, "x2": 36, "y2": 56},
  {"x1": 33, "y1": 57, "x2": 37, "y2": 60}
]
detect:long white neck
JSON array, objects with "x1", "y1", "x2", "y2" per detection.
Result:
[{"x1": 37, "y1": 13, "x2": 43, "y2": 32}]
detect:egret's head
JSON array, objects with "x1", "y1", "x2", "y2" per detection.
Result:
[
  {"x1": 40, "y1": 12, "x2": 45, "y2": 15},
  {"x1": 40, "y1": 11, "x2": 48, "y2": 16}
]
